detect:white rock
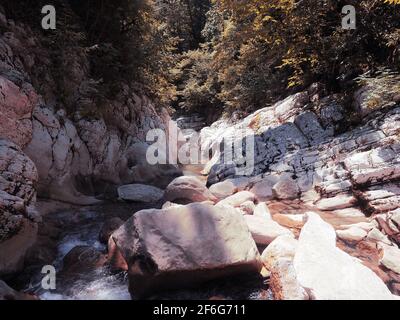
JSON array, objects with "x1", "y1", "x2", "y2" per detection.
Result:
[
  {"x1": 316, "y1": 194, "x2": 357, "y2": 211},
  {"x1": 332, "y1": 208, "x2": 366, "y2": 218},
  {"x1": 118, "y1": 184, "x2": 164, "y2": 203},
  {"x1": 367, "y1": 228, "x2": 392, "y2": 245},
  {"x1": 209, "y1": 180, "x2": 237, "y2": 200},
  {"x1": 253, "y1": 203, "x2": 271, "y2": 218},
  {"x1": 293, "y1": 212, "x2": 394, "y2": 300},
  {"x1": 336, "y1": 227, "x2": 367, "y2": 242},
  {"x1": 379, "y1": 244, "x2": 400, "y2": 274},
  {"x1": 217, "y1": 191, "x2": 255, "y2": 208},
  {"x1": 390, "y1": 209, "x2": 400, "y2": 227},
  {"x1": 244, "y1": 215, "x2": 293, "y2": 245},
  {"x1": 340, "y1": 221, "x2": 374, "y2": 232}
]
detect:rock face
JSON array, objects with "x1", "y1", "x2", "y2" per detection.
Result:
[
  {"x1": 110, "y1": 203, "x2": 262, "y2": 298},
  {"x1": 0, "y1": 10, "x2": 180, "y2": 205},
  {"x1": 0, "y1": 140, "x2": 38, "y2": 275},
  {"x1": 164, "y1": 176, "x2": 217, "y2": 203},
  {"x1": 0, "y1": 76, "x2": 38, "y2": 148},
  {"x1": 293, "y1": 212, "x2": 395, "y2": 300},
  {"x1": 117, "y1": 184, "x2": 164, "y2": 203},
  {"x1": 201, "y1": 79, "x2": 400, "y2": 225}
]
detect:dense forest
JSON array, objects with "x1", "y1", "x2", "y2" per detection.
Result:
[{"x1": 2, "y1": 0, "x2": 400, "y2": 117}]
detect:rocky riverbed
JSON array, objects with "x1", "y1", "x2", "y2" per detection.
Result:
[{"x1": 1, "y1": 6, "x2": 400, "y2": 300}]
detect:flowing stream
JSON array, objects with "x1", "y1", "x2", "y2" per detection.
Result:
[{"x1": 20, "y1": 165, "x2": 270, "y2": 300}]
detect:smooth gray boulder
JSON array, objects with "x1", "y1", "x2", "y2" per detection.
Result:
[
  {"x1": 110, "y1": 203, "x2": 262, "y2": 298},
  {"x1": 164, "y1": 176, "x2": 217, "y2": 203},
  {"x1": 118, "y1": 184, "x2": 164, "y2": 203}
]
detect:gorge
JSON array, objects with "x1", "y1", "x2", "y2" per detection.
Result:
[{"x1": 1, "y1": 0, "x2": 400, "y2": 301}]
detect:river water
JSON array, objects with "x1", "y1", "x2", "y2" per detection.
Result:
[{"x1": 20, "y1": 165, "x2": 270, "y2": 300}]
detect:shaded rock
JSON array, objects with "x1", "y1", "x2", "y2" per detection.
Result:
[
  {"x1": 272, "y1": 176, "x2": 300, "y2": 200},
  {"x1": 244, "y1": 215, "x2": 293, "y2": 246},
  {"x1": 110, "y1": 203, "x2": 262, "y2": 298},
  {"x1": 118, "y1": 184, "x2": 164, "y2": 203},
  {"x1": 61, "y1": 246, "x2": 107, "y2": 276},
  {"x1": 164, "y1": 176, "x2": 217, "y2": 203},
  {"x1": 107, "y1": 236, "x2": 128, "y2": 272},
  {"x1": 250, "y1": 177, "x2": 277, "y2": 201},
  {"x1": 294, "y1": 111, "x2": 330, "y2": 145},
  {"x1": 0, "y1": 280, "x2": 37, "y2": 300},
  {"x1": 293, "y1": 212, "x2": 395, "y2": 300},
  {"x1": 0, "y1": 219, "x2": 37, "y2": 276},
  {"x1": 99, "y1": 217, "x2": 124, "y2": 245}
]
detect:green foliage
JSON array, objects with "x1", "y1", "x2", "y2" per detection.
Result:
[{"x1": 3, "y1": 0, "x2": 400, "y2": 117}]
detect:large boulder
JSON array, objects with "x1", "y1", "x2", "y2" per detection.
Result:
[
  {"x1": 272, "y1": 176, "x2": 300, "y2": 200},
  {"x1": 110, "y1": 203, "x2": 262, "y2": 298},
  {"x1": 293, "y1": 212, "x2": 395, "y2": 300},
  {"x1": 164, "y1": 176, "x2": 217, "y2": 204},
  {"x1": 250, "y1": 176, "x2": 277, "y2": 201},
  {"x1": 117, "y1": 184, "x2": 164, "y2": 203}
]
